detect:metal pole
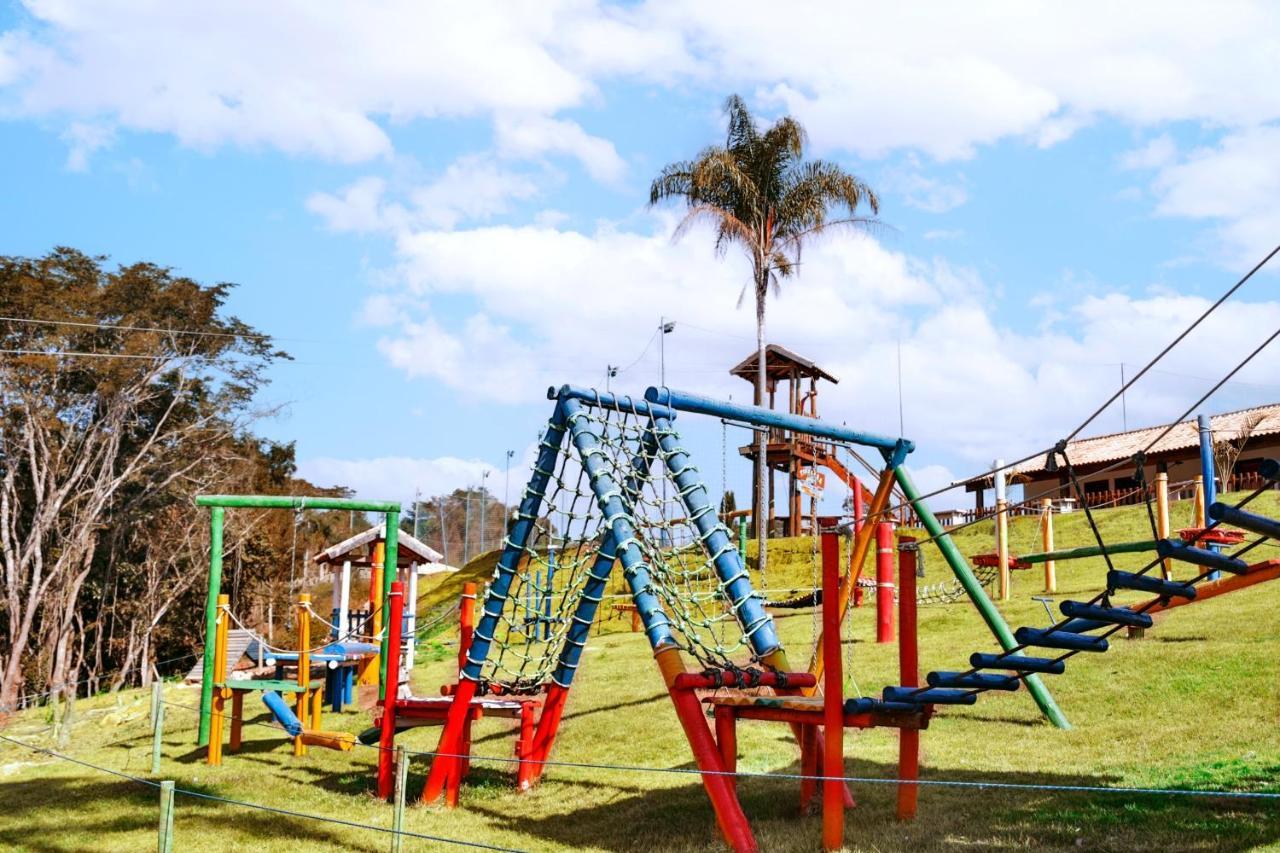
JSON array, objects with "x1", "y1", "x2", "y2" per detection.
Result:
[
  {"x1": 463, "y1": 489, "x2": 471, "y2": 565},
  {"x1": 1198, "y1": 414, "x2": 1221, "y2": 580},
  {"x1": 894, "y1": 464, "x2": 1070, "y2": 729},
  {"x1": 437, "y1": 496, "x2": 449, "y2": 566},
  {"x1": 480, "y1": 471, "x2": 490, "y2": 553}
]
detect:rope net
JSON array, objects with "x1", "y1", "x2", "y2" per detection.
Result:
[{"x1": 478, "y1": 400, "x2": 769, "y2": 693}]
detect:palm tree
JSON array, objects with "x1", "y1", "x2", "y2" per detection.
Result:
[{"x1": 650, "y1": 94, "x2": 880, "y2": 577}]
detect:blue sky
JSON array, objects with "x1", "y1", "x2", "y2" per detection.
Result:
[{"x1": 3, "y1": 1, "x2": 1280, "y2": 512}]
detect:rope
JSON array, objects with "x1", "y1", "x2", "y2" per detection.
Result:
[
  {"x1": 147, "y1": 699, "x2": 1280, "y2": 802},
  {"x1": 0, "y1": 733, "x2": 524, "y2": 852}
]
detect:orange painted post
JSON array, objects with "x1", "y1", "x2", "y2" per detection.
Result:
[
  {"x1": 362, "y1": 542, "x2": 385, "y2": 687},
  {"x1": 377, "y1": 581, "x2": 405, "y2": 800},
  {"x1": 896, "y1": 538, "x2": 920, "y2": 821},
  {"x1": 875, "y1": 522, "x2": 895, "y2": 643},
  {"x1": 229, "y1": 690, "x2": 243, "y2": 753},
  {"x1": 996, "y1": 498, "x2": 1010, "y2": 601},
  {"x1": 1156, "y1": 472, "x2": 1172, "y2": 580},
  {"x1": 208, "y1": 594, "x2": 229, "y2": 766},
  {"x1": 821, "y1": 531, "x2": 845, "y2": 850},
  {"x1": 808, "y1": 467, "x2": 896, "y2": 690},
  {"x1": 458, "y1": 582, "x2": 476, "y2": 676},
  {"x1": 1041, "y1": 499, "x2": 1056, "y2": 593},
  {"x1": 295, "y1": 594, "x2": 310, "y2": 757}
]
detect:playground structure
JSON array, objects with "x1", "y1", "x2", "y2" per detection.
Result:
[
  {"x1": 400, "y1": 383, "x2": 1073, "y2": 853},
  {"x1": 195, "y1": 497, "x2": 445, "y2": 762}
]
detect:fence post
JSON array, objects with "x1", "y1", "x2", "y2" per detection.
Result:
[
  {"x1": 392, "y1": 744, "x2": 408, "y2": 852},
  {"x1": 157, "y1": 780, "x2": 175, "y2": 853},
  {"x1": 1156, "y1": 472, "x2": 1172, "y2": 579},
  {"x1": 996, "y1": 498, "x2": 1010, "y2": 601},
  {"x1": 1040, "y1": 499, "x2": 1055, "y2": 594},
  {"x1": 150, "y1": 681, "x2": 161, "y2": 730},
  {"x1": 151, "y1": 691, "x2": 165, "y2": 775}
]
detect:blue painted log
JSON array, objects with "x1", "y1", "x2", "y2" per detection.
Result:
[
  {"x1": 926, "y1": 671, "x2": 1020, "y2": 691},
  {"x1": 883, "y1": 686, "x2": 977, "y2": 705},
  {"x1": 1156, "y1": 539, "x2": 1248, "y2": 574},
  {"x1": 1014, "y1": 627, "x2": 1109, "y2": 653},
  {"x1": 969, "y1": 652, "x2": 1065, "y2": 675},
  {"x1": 1209, "y1": 503, "x2": 1280, "y2": 541},
  {"x1": 1107, "y1": 570, "x2": 1196, "y2": 600},
  {"x1": 1060, "y1": 600, "x2": 1153, "y2": 629}
]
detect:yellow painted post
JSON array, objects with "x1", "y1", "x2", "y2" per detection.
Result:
[
  {"x1": 1040, "y1": 499, "x2": 1056, "y2": 594},
  {"x1": 996, "y1": 498, "x2": 1010, "y2": 601},
  {"x1": 1193, "y1": 476, "x2": 1206, "y2": 528},
  {"x1": 207, "y1": 595, "x2": 229, "y2": 766},
  {"x1": 295, "y1": 594, "x2": 310, "y2": 757},
  {"x1": 1156, "y1": 472, "x2": 1172, "y2": 579}
]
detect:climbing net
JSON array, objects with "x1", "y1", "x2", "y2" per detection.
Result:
[{"x1": 478, "y1": 398, "x2": 771, "y2": 692}]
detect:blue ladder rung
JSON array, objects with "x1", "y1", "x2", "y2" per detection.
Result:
[
  {"x1": 1107, "y1": 570, "x2": 1197, "y2": 600},
  {"x1": 1058, "y1": 617, "x2": 1110, "y2": 634},
  {"x1": 970, "y1": 652, "x2": 1066, "y2": 675},
  {"x1": 926, "y1": 671, "x2": 1020, "y2": 691},
  {"x1": 844, "y1": 697, "x2": 920, "y2": 714},
  {"x1": 883, "y1": 686, "x2": 977, "y2": 705},
  {"x1": 1060, "y1": 600, "x2": 1153, "y2": 629},
  {"x1": 1156, "y1": 539, "x2": 1248, "y2": 574},
  {"x1": 1209, "y1": 502, "x2": 1280, "y2": 540},
  {"x1": 1014, "y1": 626, "x2": 1109, "y2": 653}
]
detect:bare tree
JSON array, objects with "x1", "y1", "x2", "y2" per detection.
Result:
[{"x1": 1212, "y1": 411, "x2": 1267, "y2": 493}]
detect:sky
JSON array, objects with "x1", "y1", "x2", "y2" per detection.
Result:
[{"x1": 2, "y1": 1, "x2": 1280, "y2": 514}]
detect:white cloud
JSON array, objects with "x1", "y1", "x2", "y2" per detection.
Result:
[
  {"x1": 298, "y1": 454, "x2": 500, "y2": 504},
  {"x1": 60, "y1": 120, "x2": 114, "y2": 171},
  {"x1": 882, "y1": 166, "x2": 968, "y2": 213},
  {"x1": 494, "y1": 115, "x2": 626, "y2": 184},
  {"x1": 1120, "y1": 134, "x2": 1177, "y2": 171},
  {"x1": 7, "y1": 1, "x2": 1280, "y2": 171},
  {"x1": 362, "y1": 213, "x2": 1280, "y2": 478},
  {"x1": 1143, "y1": 125, "x2": 1280, "y2": 267},
  {"x1": 306, "y1": 176, "x2": 391, "y2": 234}
]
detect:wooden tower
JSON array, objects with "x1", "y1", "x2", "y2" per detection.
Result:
[{"x1": 732, "y1": 345, "x2": 842, "y2": 537}]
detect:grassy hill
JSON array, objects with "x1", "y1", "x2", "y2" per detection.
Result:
[{"x1": 1, "y1": 491, "x2": 1277, "y2": 851}]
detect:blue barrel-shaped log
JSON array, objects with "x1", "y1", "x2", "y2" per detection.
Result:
[
  {"x1": 1156, "y1": 539, "x2": 1248, "y2": 575},
  {"x1": 261, "y1": 690, "x2": 303, "y2": 738},
  {"x1": 1209, "y1": 502, "x2": 1280, "y2": 541},
  {"x1": 844, "y1": 697, "x2": 921, "y2": 714},
  {"x1": 883, "y1": 686, "x2": 978, "y2": 705},
  {"x1": 1014, "y1": 626, "x2": 1109, "y2": 653},
  {"x1": 970, "y1": 652, "x2": 1065, "y2": 675},
  {"x1": 1060, "y1": 600, "x2": 1153, "y2": 629},
  {"x1": 1107, "y1": 570, "x2": 1196, "y2": 600},
  {"x1": 926, "y1": 671, "x2": 1020, "y2": 691}
]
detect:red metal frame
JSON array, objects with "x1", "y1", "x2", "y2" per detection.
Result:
[
  {"x1": 821, "y1": 531, "x2": 844, "y2": 849},
  {"x1": 376, "y1": 581, "x2": 405, "y2": 800},
  {"x1": 897, "y1": 537, "x2": 920, "y2": 821}
]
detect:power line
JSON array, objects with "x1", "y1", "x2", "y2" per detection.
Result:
[{"x1": 0, "y1": 315, "x2": 274, "y2": 340}]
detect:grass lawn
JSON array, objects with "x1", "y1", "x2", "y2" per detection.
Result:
[{"x1": 2, "y1": 491, "x2": 1278, "y2": 851}]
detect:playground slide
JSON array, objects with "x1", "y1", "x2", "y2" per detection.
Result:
[
  {"x1": 261, "y1": 690, "x2": 304, "y2": 737},
  {"x1": 262, "y1": 689, "x2": 357, "y2": 751}
]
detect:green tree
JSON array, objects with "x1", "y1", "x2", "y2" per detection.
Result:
[{"x1": 650, "y1": 95, "x2": 880, "y2": 575}]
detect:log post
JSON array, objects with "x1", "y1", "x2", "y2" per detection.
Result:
[{"x1": 1040, "y1": 499, "x2": 1056, "y2": 593}]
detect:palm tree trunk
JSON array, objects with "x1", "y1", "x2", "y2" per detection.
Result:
[{"x1": 754, "y1": 281, "x2": 768, "y2": 580}]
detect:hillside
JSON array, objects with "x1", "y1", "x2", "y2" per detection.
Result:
[{"x1": 1, "y1": 490, "x2": 1277, "y2": 851}]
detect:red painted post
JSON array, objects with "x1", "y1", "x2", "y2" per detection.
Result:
[
  {"x1": 714, "y1": 706, "x2": 738, "y2": 796},
  {"x1": 876, "y1": 522, "x2": 895, "y2": 643},
  {"x1": 897, "y1": 538, "x2": 920, "y2": 821},
  {"x1": 821, "y1": 531, "x2": 845, "y2": 850},
  {"x1": 516, "y1": 701, "x2": 536, "y2": 790},
  {"x1": 528, "y1": 681, "x2": 570, "y2": 784},
  {"x1": 458, "y1": 582, "x2": 476, "y2": 676},
  {"x1": 852, "y1": 476, "x2": 865, "y2": 534},
  {"x1": 377, "y1": 581, "x2": 405, "y2": 800}
]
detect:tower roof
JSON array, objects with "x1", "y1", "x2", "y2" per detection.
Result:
[{"x1": 729, "y1": 344, "x2": 838, "y2": 384}]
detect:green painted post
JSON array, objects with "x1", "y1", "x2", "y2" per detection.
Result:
[
  {"x1": 737, "y1": 517, "x2": 747, "y2": 557},
  {"x1": 197, "y1": 506, "x2": 224, "y2": 747},
  {"x1": 157, "y1": 780, "x2": 175, "y2": 853},
  {"x1": 151, "y1": 692, "x2": 165, "y2": 775},
  {"x1": 1019, "y1": 539, "x2": 1159, "y2": 564},
  {"x1": 391, "y1": 744, "x2": 408, "y2": 852},
  {"x1": 379, "y1": 510, "x2": 401, "y2": 701},
  {"x1": 894, "y1": 465, "x2": 1071, "y2": 730}
]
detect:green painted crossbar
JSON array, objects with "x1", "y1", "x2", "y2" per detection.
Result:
[
  {"x1": 215, "y1": 679, "x2": 325, "y2": 693},
  {"x1": 1019, "y1": 539, "x2": 1160, "y2": 565}
]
